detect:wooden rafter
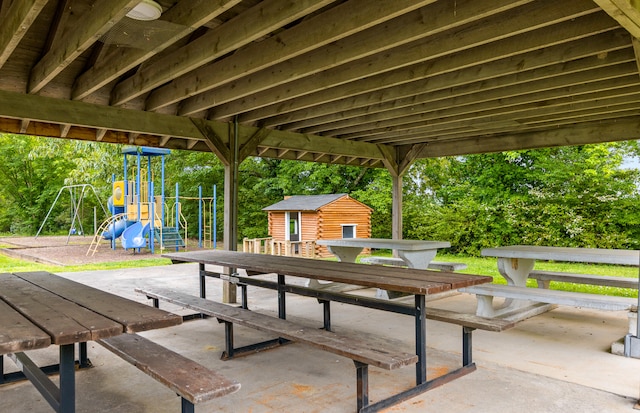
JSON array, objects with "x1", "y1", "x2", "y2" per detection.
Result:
[
  {"x1": 0, "y1": 0, "x2": 48, "y2": 68},
  {"x1": 28, "y1": 0, "x2": 138, "y2": 94},
  {"x1": 180, "y1": 0, "x2": 531, "y2": 116},
  {"x1": 593, "y1": 0, "x2": 640, "y2": 38},
  {"x1": 72, "y1": 0, "x2": 242, "y2": 101},
  {"x1": 148, "y1": 0, "x2": 438, "y2": 112},
  {"x1": 111, "y1": 0, "x2": 335, "y2": 106}
]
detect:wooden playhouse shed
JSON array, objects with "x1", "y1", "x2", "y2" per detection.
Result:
[{"x1": 263, "y1": 194, "x2": 372, "y2": 257}]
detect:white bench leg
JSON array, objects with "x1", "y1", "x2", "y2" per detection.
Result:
[{"x1": 475, "y1": 295, "x2": 496, "y2": 318}]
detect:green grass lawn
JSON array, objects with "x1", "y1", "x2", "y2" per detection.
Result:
[
  {"x1": 1, "y1": 248, "x2": 636, "y2": 299},
  {"x1": 0, "y1": 253, "x2": 171, "y2": 274}
]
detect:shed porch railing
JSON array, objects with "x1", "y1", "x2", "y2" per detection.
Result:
[{"x1": 242, "y1": 237, "x2": 316, "y2": 258}]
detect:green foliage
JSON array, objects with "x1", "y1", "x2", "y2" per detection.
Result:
[
  {"x1": 0, "y1": 134, "x2": 638, "y2": 256},
  {"x1": 404, "y1": 142, "x2": 640, "y2": 253}
]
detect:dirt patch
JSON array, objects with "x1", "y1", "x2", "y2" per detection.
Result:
[{"x1": 0, "y1": 235, "x2": 205, "y2": 266}]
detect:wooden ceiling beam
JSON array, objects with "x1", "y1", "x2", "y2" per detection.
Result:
[
  {"x1": 358, "y1": 83, "x2": 640, "y2": 141},
  {"x1": 111, "y1": 0, "x2": 334, "y2": 107},
  {"x1": 180, "y1": 0, "x2": 531, "y2": 116},
  {"x1": 240, "y1": 9, "x2": 614, "y2": 124},
  {"x1": 323, "y1": 63, "x2": 638, "y2": 137},
  {"x1": 207, "y1": 0, "x2": 600, "y2": 120},
  {"x1": 593, "y1": 0, "x2": 640, "y2": 38},
  {"x1": 0, "y1": 0, "x2": 48, "y2": 68},
  {"x1": 290, "y1": 36, "x2": 633, "y2": 133},
  {"x1": 368, "y1": 90, "x2": 640, "y2": 144},
  {"x1": 418, "y1": 117, "x2": 640, "y2": 158},
  {"x1": 148, "y1": 0, "x2": 437, "y2": 112},
  {"x1": 28, "y1": 0, "x2": 138, "y2": 94},
  {"x1": 71, "y1": 0, "x2": 242, "y2": 101}
]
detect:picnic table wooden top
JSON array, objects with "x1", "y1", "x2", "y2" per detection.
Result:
[
  {"x1": 0, "y1": 271, "x2": 182, "y2": 354},
  {"x1": 481, "y1": 245, "x2": 640, "y2": 266},
  {"x1": 163, "y1": 250, "x2": 491, "y2": 295}
]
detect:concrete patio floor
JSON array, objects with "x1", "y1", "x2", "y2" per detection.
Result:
[{"x1": 2, "y1": 263, "x2": 639, "y2": 412}]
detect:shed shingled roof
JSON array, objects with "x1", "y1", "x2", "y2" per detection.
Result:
[{"x1": 263, "y1": 194, "x2": 352, "y2": 211}]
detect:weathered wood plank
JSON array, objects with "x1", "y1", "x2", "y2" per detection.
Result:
[
  {"x1": 98, "y1": 333, "x2": 240, "y2": 404},
  {"x1": 0, "y1": 298, "x2": 51, "y2": 354},
  {"x1": 114, "y1": 0, "x2": 336, "y2": 106},
  {"x1": 28, "y1": 0, "x2": 138, "y2": 93},
  {"x1": 0, "y1": 0, "x2": 48, "y2": 68},
  {"x1": 424, "y1": 307, "x2": 515, "y2": 332},
  {"x1": 0, "y1": 273, "x2": 122, "y2": 344},
  {"x1": 157, "y1": 0, "x2": 442, "y2": 112},
  {"x1": 15, "y1": 272, "x2": 182, "y2": 333},
  {"x1": 163, "y1": 250, "x2": 491, "y2": 294},
  {"x1": 209, "y1": 0, "x2": 601, "y2": 120},
  {"x1": 137, "y1": 288, "x2": 417, "y2": 370},
  {"x1": 72, "y1": 0, "x2": 243, "y2": 100}
]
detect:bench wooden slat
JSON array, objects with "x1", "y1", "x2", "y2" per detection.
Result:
[
  {"x1": 98, "y1": 334, "x2": 240, "y2": 405},
  {"x1": 15, "y1": 272, "x2": 182, "y2": 333},
  {"x1": 137, "y1": 288, "x2": 418, "y2": 370},
  {"x1": 0, "y1": 298, "x2": 51, "y2": 354},
  {"x1": 530, "y1": 270, "x2": 639, "y2": 289},
  {"x1": 462, "y1": 284, "x2": 637, "y2": 311},
  {"x1": 424, "y1": 307, "x2": 515, "y2": 332},
  {"x1": 0, "y1": 273, "x2": 122, "y2": 344}
]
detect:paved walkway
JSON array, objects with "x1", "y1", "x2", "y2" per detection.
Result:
[{"x1": 2, "y1": 264, "x2": 639, "y2": 412}]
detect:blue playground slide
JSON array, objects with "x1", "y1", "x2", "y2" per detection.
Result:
[
  {"x1": 102, "y1": 218, "x2": 127, "y2": 240},
  {"x1": 121, "y1": 221, "x2": 150, "y2": 250}
]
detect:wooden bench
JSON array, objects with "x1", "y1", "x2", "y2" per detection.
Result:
[
  {"x1": 359, "y1": 256, "x2": 468, "y2": 272},
  {"x1": 529, "y1": 270, "x2": 638, "y2": 289},
  {"x1": 136, "y1": 287, "x2": 417, "y2": 412},
  {"x1": 98, "y1": 333, "x2": 240, "y2": 413},
  {"x1": 461, "y1": 284, "x2": 638, "y2": 318}
]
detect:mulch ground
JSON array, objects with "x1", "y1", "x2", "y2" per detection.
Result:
[{"x1": 0, "y1": 235, "x2": 205, "y2": 266}]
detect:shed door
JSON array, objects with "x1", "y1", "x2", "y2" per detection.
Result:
[{"x1": 286, "y1": 212, "x2": 300, "y2": 242}]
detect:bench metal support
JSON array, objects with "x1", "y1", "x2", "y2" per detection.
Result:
[
  {"x1": 6, "y1": 344, "x2": 76, "y2": 413},
  {"x1": 354, "y1": 361, "x2": 369, "y2": 412},
  {"x1": 360, "y1": 364, "x2": 477, "y2": 413},
  {"x1": 463, "y1": 327, "x2": 474, "y2": 366},
  {"x1": 415, "y1": 294, "x2": 426, "y2": 384},
  {"x1": 278, "y1": 274, "x2": 286, "y2": 319},
  {"x1": 1, "y1": 343, "x2": 91, "y2": 386},
  {"x1": 219, "y1": 319, "x2": 291, "y2": 360},
  {"x1": 321, "y1": 300, "x2": 331, "y2": 331},
  {"x1": 181, "y1": 398, "x2": 195, "y2": 413},
  {"x1": 199, "y1": 263, "x2": 206, "y2": 298}
]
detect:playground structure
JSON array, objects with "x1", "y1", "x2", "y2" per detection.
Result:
[
  {"x1": 36, "y1": 184, "x2": 109, "y2": 244},
  {"x1": 87, "y1": 147, "x2": 217, "y2": 256}
]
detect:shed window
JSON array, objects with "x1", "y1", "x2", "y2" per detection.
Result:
[{"x1": 341, "y1": 224, "x2": 356, "y2": 239}]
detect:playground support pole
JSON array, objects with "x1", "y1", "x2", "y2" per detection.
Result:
[
  {"x1": 150, "y1": 181, "x2": 154, "y2": 254},
  {"x1": 136, "y1": 151, "x2": 141, "y2": 222},
  {"x1": 161, "y1": 155, "x2": 165, "y2": 229},
  {"x1": 198, "y1": 186, "x2": 202, "y2": 248},
  {"x1": 111, "y1": 173, "x2": 117, "y2": 250},
  {"x1": 175, "y1": 183, "x2": 180, "y2": 252},
  {"x1": 213, "y1": 184, "x2": 217, "y2": 250}
]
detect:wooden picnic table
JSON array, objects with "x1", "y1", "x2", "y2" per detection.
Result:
[
  {"x1": 0, "y1": 271, "x2": 182, "y2": 413},
  {"x1": 163, "y1": 250, "x2": 491, "y2": 409}
]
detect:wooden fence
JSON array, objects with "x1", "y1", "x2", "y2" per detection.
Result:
[{"x1": 242, "y1": 237, "x2": 316, "y2": 258}]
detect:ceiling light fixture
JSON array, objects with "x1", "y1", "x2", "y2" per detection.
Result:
[{"x1": 126, "y1": 0, "x2": 162, "y2": 21}]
